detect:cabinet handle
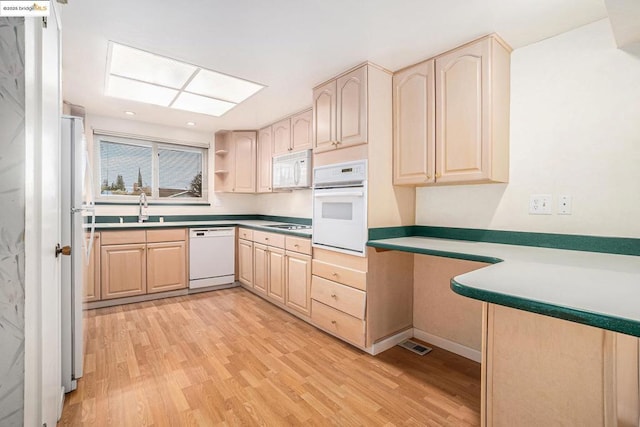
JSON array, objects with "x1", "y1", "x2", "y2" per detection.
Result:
[
  {"x1": 265, "y1": 237, "x2": 269, "y2": 241},
  {"x1": 331, "y1": 320, "x2": 337, "y2": 325},
  {"x1": 426, "y1": 175, "x2": 430, "y2": 180},
  {"x1": 294, "y1": 244, "x2": 299, "y2": 248},
  {"x1": 330, "y1": 293, "x2": 337, "y2": 299},
  {"x1": 435, "y1": 173, "x2": 441, "y2": 179},
  {"x1": 331, "y1": 272, "x2": 338, "y2": 277}
]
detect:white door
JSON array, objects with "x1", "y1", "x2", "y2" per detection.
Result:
[{"x1": 24, "y1": 6, "x2": 64, "y2": 426}]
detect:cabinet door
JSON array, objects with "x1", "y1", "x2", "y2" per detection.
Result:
[
  {"x1": 267, "y1": 246, "x2": 285, "y2": 304},
  {"x1": 313, "y1": 80, "x2": 336, "y2": 152},
  {"x1": 232, "y1": 131, "x2": 256, "y2": 193},
  {"x1": 253, "y1": 243, "x2": 268, "y2": 294},
  {"x1": 285, "y1": 252, "x2": 311, "y2": 315},
  {"x1": 101, "y1": 243, "x2": 146, "y2": 300},
  {"x1": 336, "y1": 66, "x2": 367, "y2": 148},
  {"x1": 291, "y1": 109, "x2": 313, "y2": 152},
  {"x1": 146, "y1": 241, "x2": 187, "y2": 294},
  {"x1": 257, "y1": 126, "x2": 273, "y2": 193},
  {"x1": 238, "y1": 239, "x2": 254, "y2": 287},
  {"x1": 393, "y1": 60, "x2": 436, "y2": 185},
  {"x1": 435, "y1": 39, "x2": 490, "y2": 183},
  {"x1": 83, "y1": 232, "x2": 101, "y2": 302},
  {"x1": 272, "y1": 118, "x2": 291, "y2": 156}
]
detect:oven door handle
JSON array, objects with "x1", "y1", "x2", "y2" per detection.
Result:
[{"x1": 314, "y1": 191, "x2": 364, "y2": 198}]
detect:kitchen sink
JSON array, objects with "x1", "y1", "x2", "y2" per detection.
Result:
[{"x1": 265, "y1": 224, "x2": 312, "y2": 230}]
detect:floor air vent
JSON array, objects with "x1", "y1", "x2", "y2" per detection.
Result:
[{"x1": 398, "y1": 340, "x2": 432, "y2": 356}]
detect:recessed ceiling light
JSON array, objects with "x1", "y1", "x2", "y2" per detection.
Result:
[
  {"x1": 186, "y1": 121, "x2": 196, "y2": 126},
  {"x1": 124, "y1": 111, "x2": 136, "y2": 116},
  {"x1": 104, "y1": 41, "x2": 266, "y2": 117}
]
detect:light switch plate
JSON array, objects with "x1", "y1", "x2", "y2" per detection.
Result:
[{"x1": 529, "y1": 194, "x2": 552, "y2": 215}]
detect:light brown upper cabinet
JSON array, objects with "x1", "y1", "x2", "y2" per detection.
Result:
[
  {"x1": 214, "y1": 130, "x2": 257, "y2": 193},
  {"x1": 313, "y1": 65, "x2": 368, "y2": 153},
  {"x1": 257, "y1": 126, "x2": 273, "y2": 193},
  {"x1": 393, "y1": 35, "x2": 511, "y2": 186},
  {"x1": 291, "y1": 109, "x2": 313, "y2": 152},
  {"x1": 272, "y1": 118, "x2": 291, "y2": 156}
]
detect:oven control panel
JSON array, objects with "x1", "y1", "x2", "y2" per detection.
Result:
[{"x1": 313, "y1": 160, "x2": 367, "y2": 186}]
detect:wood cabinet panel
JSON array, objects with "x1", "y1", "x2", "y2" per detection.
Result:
[
  {"x1": 101, "y1": 243, "x2": 146, "y2": 300},
  {"x1": 272, "y1": 118, "x2": 291, "y2": 156},
  {"x1": 100, "y1": 230, "x2": 146, "y2": 245},
  {"x1": 311, "y1": 275, "x2": 365, "y2": 319},
  {"x1": 311, "y1": 300, "x2": 365, "y2": 347},
  {"x1": 290, "y1": 109, "x2": 313, "y2": 152},
  {"x1": 237, "y1": 227, "x2": 253, "y2": 241},
  {"x1": 146, "y1": 228, "x2": 186, "y2": 243},
  {"x1": 253, "y1": 230, "x2": 285, "y2": 248},
  {"x1": 146, "y1": 241, "x2": 187, "y2": 293},
  {"x1": 83, "y1": 232, "x2": 101, "y2": 302},
  {"x1": 312, "y1": 259, "x2": 366, "y2": 291},
  {"x1": 336, "y1": 66, "x2": 367, "y2": 148},
  {"x1": 285, "y1": 252, "x2": 311, "y2": 315},
  {"x1": 267, "y1": 247, "x2": 285, "y2": 304},
  {"x1": 313, "y1": 80, "x2": 337, "y2": 152},
  {"x1": 233, "y1": 131, "x2": 257, "y2": 193},
  {"x1": 285, "y1": 235, "x2": 312, "y2": 255},
  {"x1": 238, "y1": 238, "x2": 253, "y2": 287},
  {"x1": 257, "y1": 126, "x2": 273, "y2": 193},
  {"x1": 393, "y1": 60, "x2": 435, "y2": 185},
  {"x1": 253, "y1": 243, "x2": 268, "y2": 294}
]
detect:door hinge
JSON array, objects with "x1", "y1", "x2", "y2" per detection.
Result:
[{"x1": 42, "y1": 17, "x2": 47, "y2": 28}]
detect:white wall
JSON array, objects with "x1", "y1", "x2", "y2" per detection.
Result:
[
  {"x1": 416, "y1": 19, "x2": 640, "y2": 238},
  {"x1": 254, "y1": 190, "x2": 313, "y2": 218}
]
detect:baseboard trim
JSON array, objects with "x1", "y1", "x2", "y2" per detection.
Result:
[
  {"x1": 367, "y1": 329, "x2": 414, "y2": 355},
  {"x1": 412, "y1": 328, "x2": 482, "y2": 363}
]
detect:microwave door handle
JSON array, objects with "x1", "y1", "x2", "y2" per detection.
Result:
[
  {"x1": 314, "y1": 191, "x2": 364, "y2": 198},
  {"x1": 293, "y1": 161, "x2": 301, "y2": 185}
]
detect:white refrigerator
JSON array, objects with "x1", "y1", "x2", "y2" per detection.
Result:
[{"x1": 60, "y1": 115, "x2": 95, "y2": 393}]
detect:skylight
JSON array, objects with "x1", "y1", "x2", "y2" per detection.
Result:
[{"x1": 105, "y1": 42, "x2": 265, "y2": 117}]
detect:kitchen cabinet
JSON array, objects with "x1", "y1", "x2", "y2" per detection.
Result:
[
  {"x1": 290, "y1": 109, "x2": 313, "y2": 152},
  {"x1": 97, "y1": 229, "x2": 187, "y2": 303},
  {"x1": 393, "y1": 35, "x2": 510, "y2": 186},
  {"x1": 284, "y1": 235, "x2": 312, "y2": 315},
  {"x1": 313, "y1": 65, "x2": 368, "y2": 153},
  {"x1": 267, "y1": 246, "x2": 285, "y2": 304},
  {"x1": 257, "y1": 126, "x2": 273, "y2": 193},
  {"x1": 253, "y1": 243, "x2": 268, "y2": 294},
  {"x1": 272, "y1": 118, "x2": 291, "y2": 156},
  {"x1": 238, "y1": 237, "x2": 254, "y2": 287},
  {"x1": 214, "y1": 130, "x2": 257, "y2": 193},
  {"x1": 82, "y1": 232, "x2": 101, "y2": 302},
  {"x1": 101, "y1": 243, "x2": 147, "y2": 300}
]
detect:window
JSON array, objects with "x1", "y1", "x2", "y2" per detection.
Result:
[{"x1": 96, "y1": 134, "x2": 207, "y2": 202}]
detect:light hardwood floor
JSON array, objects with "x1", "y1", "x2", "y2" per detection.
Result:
[{"x1": 59, "y1": 288, "x2": 480, "y2": 426}]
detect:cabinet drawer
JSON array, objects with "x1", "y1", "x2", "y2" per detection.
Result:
[
  {"x1": 285, "y1": 236, "x2": 312, "y2": 255},
  {"x1": 311, "y1": 275, "x2": 366, "y2": 319},
  {"x1": 146, "y1": 228, "x2": 186, "y2": 243},
  {"x1": 253, "y1": 230, "x2": 285, "y2": 248},
  {"x1": 312, "y1": 259, "x2": 366, "y2": 291},
  {"x1": 238, "y1": 227, "x2": 253, "y2": 241},
  {"x1": 100, "y1": 230, "x2": 146, "y2": 245},
  {"x1": 312, "y1": 300, "x2": 365, "y2": 347}
]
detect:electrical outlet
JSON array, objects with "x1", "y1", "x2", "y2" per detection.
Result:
[
  {"x1": 558, "y1": 195, "x2": 572, "y2": 215},
  {"x1": 529, "y1": 194, "x2": 552, "y2": 215}
]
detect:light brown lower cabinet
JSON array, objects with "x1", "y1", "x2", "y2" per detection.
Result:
[
  {"x1": 238, "y1": 238, "x2": 254, "y2": 287},
  {"x1": 101, "y1": 243, "x2": 147, "y2": 300},
  {"x1": 483, "y1": 303, "x2": 640, "y2": 427},
  {"x1": 267, "y1": 247, "x2": 285, "y2": 304},
  {"x1": 253, "y1": 243, "x2": 268, "y2": 294},
  {"x1": 83, "y1": 232, "x2": 101, "y2": 302},
  {"x1": 146, "y1": 241, "x2": 187, "y2": 293},
  {"x1": 95, "y1": 229, "x2": 187, "y2": 303},
  {"x1": 285, "y1": 251, "x2": 312, "y2": 315}
]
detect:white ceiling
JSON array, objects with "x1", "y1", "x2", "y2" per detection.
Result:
[{"x1": 61, "y1": 0, "x2": 608, "y2": 133}]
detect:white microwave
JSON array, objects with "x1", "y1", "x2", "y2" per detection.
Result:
[{"x1": 272, "y1": 150, "x2": 312, "y2": 190}]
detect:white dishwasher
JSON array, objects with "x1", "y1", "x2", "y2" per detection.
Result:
[{"x1": 189, "y1": 228, "x2": 236, "y2": 289}]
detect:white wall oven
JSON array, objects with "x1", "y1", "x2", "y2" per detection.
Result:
[{"x1": 312, "y1": 160, "x2": 367, "y2": 256}]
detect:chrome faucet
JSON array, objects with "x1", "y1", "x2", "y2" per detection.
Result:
[{"x1": 138, "y1": 192, "x2": 148, "y2": 223}]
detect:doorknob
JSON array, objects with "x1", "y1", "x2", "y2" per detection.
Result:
[{"x1": 55, "y1": 244, "x2": 71, "y2": 257}]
